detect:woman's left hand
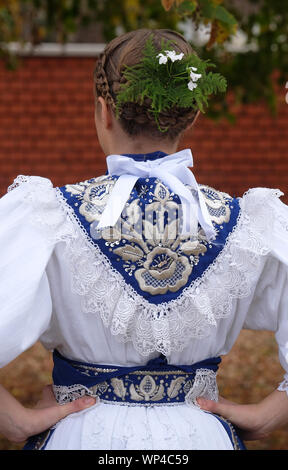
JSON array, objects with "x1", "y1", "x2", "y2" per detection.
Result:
[
  {"x1": 0, "y1": 383, "x2": 96, "y2": 443},
  {"x1": 197, "y1": 389, "x2": 288, "y2": 441}
]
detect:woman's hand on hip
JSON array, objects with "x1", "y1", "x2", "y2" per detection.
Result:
[
  {"x1": 197, "y1": 389, "x2": 288, "y2": 441},
  {"x1": 0, "y1": 384, "x2": 96, "y2": 443}
]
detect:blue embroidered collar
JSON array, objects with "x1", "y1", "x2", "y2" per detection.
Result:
[{"x1": 59, "y1": 154, "x2": 240, "y2": 305}]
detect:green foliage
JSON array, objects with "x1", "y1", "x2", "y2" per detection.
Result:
[
  {"x1": 201, "y1": 0, "x2": 288, "y2": 120},
  {"x1": 0, "y1": 1, "x2": 287, "y2": 122},
  {"x1": 162, "y1": 0, "x2": 238, "y2": 47},
  {"x1": 176, "y1": 1, "x2": 197, "y2": 15},
  {"x1": 198, "y1": 0, "x2": 236, "y2": 26},
  {"x1": 116, "y1": 36, "x2": 227, "y2": 131}
]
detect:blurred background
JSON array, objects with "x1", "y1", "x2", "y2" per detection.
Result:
[{"x1": 0, "y1": 0, "x2": 288, "y2": 450}]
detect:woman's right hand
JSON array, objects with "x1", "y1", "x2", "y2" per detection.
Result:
[{"x1": 197, "y1": 389, "x2": 288, "y2": 441}]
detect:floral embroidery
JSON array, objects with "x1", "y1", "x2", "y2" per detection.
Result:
[
  {"x1": 200, "y1": 186, "x2": 231, "y2": 225},
  {"x1": 129, "y1": 375, "x2": 165, "y2": 402},
  {"x1": 63, "y1": 176, "x2": 234, "y2": 296},
  {"x1": 52, "y1": 362, "x2": 217, "y2": 406},
  {"x1": 135, "y1": 246, "x2": 192, "y2": 295},
  {"x1": 65, "y1": 176, "x2": 116, "y2": 223}
]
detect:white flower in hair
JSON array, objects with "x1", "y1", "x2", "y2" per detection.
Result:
[
  {"x1": 188, "y1": 80, "x2": 198, "y2": 91},
  {"x1": 166, "y1": 50, "x2": 184, "y2": 62},
  {"x1": 187, "y1": 66, "x2": 202, "y2": 91},
  {"x1": 157, "y1": 50, "x2": 184, "y2": 64},
  {"x1": 189, "y1": 66, "x2": 202, "y2": 81},
  {"x1": 157, "y1": 52, "x2": 168, "y2": 64}
]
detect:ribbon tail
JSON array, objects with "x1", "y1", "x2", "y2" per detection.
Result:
[
  {"x1": 182, "y1": 169, "x2": 216, "y2": 242},
  {"x1": 197, "y1": 190, "x2": 216, "y2": 242},
  {"x1": 152, "y1": 169, "x2": 199, "y2": 237},
  {"x1": 179, "y1": 195, "x2": 199, "y2": 237},
  {"x1": 97, "y1": 174, "x2": 139, "y2": 229}
]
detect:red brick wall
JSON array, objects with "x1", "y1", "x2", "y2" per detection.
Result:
[{"x1": 0, "y1": 56, "x2": 288, "y2": 202}]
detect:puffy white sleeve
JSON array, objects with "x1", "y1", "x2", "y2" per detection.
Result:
[
  {"x1": 243, "y1": 189, "x2": 288, "y2": 394},
  {"x1": 0, "y1": 176, "x2": 65, "y2": 367}
]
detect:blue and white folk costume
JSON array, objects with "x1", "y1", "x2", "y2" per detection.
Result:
[{"x1": 1, "y1": 149, "x2": 288, "y2": 450}]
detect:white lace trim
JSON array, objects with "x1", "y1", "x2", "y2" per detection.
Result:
[
  {"x1": 277, "y1": 379, "x2": 288, "y2": 396},
  {"x1": 185, "y1": 369, "x2": 218, "y2": 408},
  {"x1": 9, "y1": 175, "x2": 284, "y2": 356},
  {"x1": 7, "y1": 175, "x2": 77, "y2": 245},
  {"x1": 53, "y1": 383, "x2": 101, "y2": 405}
]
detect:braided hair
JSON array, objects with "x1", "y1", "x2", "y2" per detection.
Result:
[{"x1": 94, "y1": 29, "x2": 199, "y2": 140}]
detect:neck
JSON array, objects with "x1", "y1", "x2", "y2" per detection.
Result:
[{"x1": 104, "y1": 138, "x2": 180, "y2": 156}]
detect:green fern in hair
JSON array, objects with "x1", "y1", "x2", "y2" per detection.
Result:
[{"x1": 116, "y1": 36, "x2": 227, "y2": 132}]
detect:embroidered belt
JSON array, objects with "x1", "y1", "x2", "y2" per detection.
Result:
[
  {"x1": 52, "y1": 350, "x2": 221, "y2": 407},
  {"x1": 23, "y1": 352, "x2": 246, "y2": 450}
]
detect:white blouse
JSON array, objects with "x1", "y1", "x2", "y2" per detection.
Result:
[{"x1": 1, "y1": 174, "x2": 288, "y2": 450}]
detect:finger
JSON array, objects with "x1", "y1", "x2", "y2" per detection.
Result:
[
  {"x1": 197, "y1": 397, "x2": 232, "y2": 415},
  {"x1": 56, "y1": 396, "x2": 97, "y2": 420},
  {"x1": 197, "y1": 397, "x2": 245, "y2": 423},
  {"x1": 197, "y1": 397, "x2": 260, "y2": 433},
  {"x1": 27, "y1": 396, "x2": 97, "y2": 436}
]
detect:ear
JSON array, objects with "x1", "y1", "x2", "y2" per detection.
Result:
[{"x1": 95, "y1": 96, "x2": 113, "y2": 129}]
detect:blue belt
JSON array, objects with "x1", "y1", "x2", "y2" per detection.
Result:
[
  {"x1": 23, "y1": 352, "x2": 246, "y2": 450},
  {"x1": 52, "y1": 350, "x2": 221, "y2": 406}
]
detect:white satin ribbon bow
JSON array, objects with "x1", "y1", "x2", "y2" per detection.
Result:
[{"x1": 97, "y1": 149, "x2": 216, "y2": 241}]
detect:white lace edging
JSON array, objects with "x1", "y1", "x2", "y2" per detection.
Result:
[
  {"x1": 9, "y1": 175, "x2": 284, "y2": 356},
  {"x1": 185, "y1": 369, "x2": 219, "y2": 408},
  {"x1": 53, "y1": 383, "x2": 101, "y2": 405},
  {"x1": 7, "y1": 175, "x2": 78, "y2": 246},
  {"x1": 277, "y1": 379, "x2": 288, "y2": 396}
]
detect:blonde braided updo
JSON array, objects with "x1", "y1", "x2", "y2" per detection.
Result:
[{"x1": 94, "y1": 29, "x2": 199, "y2": 139}]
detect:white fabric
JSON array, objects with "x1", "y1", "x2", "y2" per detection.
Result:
[
  {"x1": 45, "y1": 404, "x2": 234, "y2": 450},
  {"x1": 98, "y1": 149, "x2": 216, "y2": 241},
  {"x1": 1, "y1": 174, "x2": 288, "y2": 450},
  {"x1": 50, "y1": 184, "x2": 282, "y2": 358}
]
